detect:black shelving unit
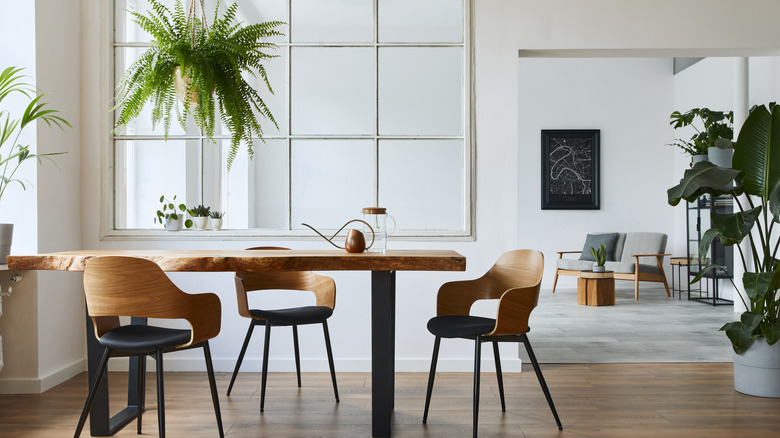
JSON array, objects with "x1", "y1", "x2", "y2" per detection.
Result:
[{"x1": 686, "y1": 194, "x2": 734, "y2": 306}]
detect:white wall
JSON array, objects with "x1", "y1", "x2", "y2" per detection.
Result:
[
  {"x1": 518, "y1": 57, "x2": 675, "y2": 285},
  {"x1": 5, "y1": 0, "x2": 780, "y2": 391}
]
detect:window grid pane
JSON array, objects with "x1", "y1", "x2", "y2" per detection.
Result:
[{"x1": 111, "y1": 0, "x2": 469, "y2": 236}]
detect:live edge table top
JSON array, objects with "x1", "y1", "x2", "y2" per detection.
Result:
[{"x1": 6, "y1": 249, "x2": 466, "y2": 273}]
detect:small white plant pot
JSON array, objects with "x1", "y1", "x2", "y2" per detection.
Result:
[
  {"x1": 592, "y1": 264, "x2": 605, "y2": 273},
  {"x1": 193, "y1": 217, "x2": 209, "y2": 231},
  {"x1": 209, "y1": 218, "x2": 223, "y2": 230},
  {"x1": 165, "y1": 216, "x2": 183, "y2": 231}
]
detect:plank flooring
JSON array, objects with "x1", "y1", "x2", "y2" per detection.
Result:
[{"x1": 2, "y1": 364, "x2": 780, "y2": 437}]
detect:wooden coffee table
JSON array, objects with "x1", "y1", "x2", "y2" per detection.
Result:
[{"x1": 577, "y1": 270, "x2": 615, "y2": 306}]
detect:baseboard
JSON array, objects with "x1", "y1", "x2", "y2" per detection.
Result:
[
  {"x1": 0, "y1": 358, "x2": 85, "y2": 394},
  {"x1": 109, "y1": 357, "x2": 524, "y2": 373}
]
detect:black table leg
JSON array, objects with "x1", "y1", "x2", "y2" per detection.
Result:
[
  {"x1": 85, "y1": 305, "x2": 144, "y2": 436},
  {"x1": 371, "y1": 271, "x2": 396, "y2": 437}
]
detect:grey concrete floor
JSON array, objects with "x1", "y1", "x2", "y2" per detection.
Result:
[{"x1": 522, "y1": 284, "x2": 737, "y2": 363}]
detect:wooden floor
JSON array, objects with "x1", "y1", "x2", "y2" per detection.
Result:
[{"x1": 2, "y1": 363, "x2": 780, "y2": 437}]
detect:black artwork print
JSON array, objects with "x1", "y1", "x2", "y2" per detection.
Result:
[{"x1": 548, "y1": 136, "x2": 592, "y2": 195}]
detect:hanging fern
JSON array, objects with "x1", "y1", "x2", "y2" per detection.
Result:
[{"x1": 114, "y1": 0, "x2": 284, "y2": 170}]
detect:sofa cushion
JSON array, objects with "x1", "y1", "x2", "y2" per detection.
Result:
[
  {"x1": 620, "y1": 233, "x2": 668, "y2": 265},
  {"x1": 557, "y1": 258, "x2": 599, "y2": 271},
  {"x1": 578, "y1": 233, "x2": 619, "y2": 261},
  {"x1": 604, "y1": 261, "x2": 663, "y2": 275}
]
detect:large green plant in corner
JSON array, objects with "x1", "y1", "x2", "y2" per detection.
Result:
[
  {"x1": 667, "y1": 103, "x2": 780, "y2": 355},
  {"x1": 114, "y1": 0, "x2": 283, "y2": 169}
]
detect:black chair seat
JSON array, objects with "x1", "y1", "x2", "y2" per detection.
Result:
[
  {"x1": 99, "y1": 325, "x2": 191, "y2": 352},
  {"x1": 250, "y1": 306, "x2": 333, "y2": 325},
  {"x1": 427, "y1": 315, "x2": 496, "y2": 338}
]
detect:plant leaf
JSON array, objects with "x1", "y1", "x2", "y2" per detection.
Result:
[
  {"x1": 733, "y1": 103, "x2": 780, "y2": 199},
  {"x1": 760, "y1": 322, "x2": 780, "y2": 346},
  {"x1": 721, "y1": 321, "x2": 754, "y2": 355},
  {"x1": 711, "y1": 206, "x2": 761, "y2": 245},
  {"x1": 743, "y1": 272, "x2": 775, "y2": 302},
  {"x1": 667, "y1": 161, "x2": 742, "y2": 206},
  {"x1": 740, "y1": 311, "x2": 764, "y2": 332}
]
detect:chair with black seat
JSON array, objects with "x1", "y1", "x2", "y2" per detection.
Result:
[
  {"x1": 226, "y1": 247, "x2": 339, "y2": 411},
  {"x1": 422, "y1": 249, "x2": 562, "y2": 438},
  {"x1": 74, "y1": 256, "x2": 224, "y2": 438}
]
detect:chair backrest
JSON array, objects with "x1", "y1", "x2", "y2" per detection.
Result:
[
  {"x1": 436, "y1": 249, "x2": 544, "y2": 335},
  {"x1": 619, "y1": 232, "x2": 668, "y2": 264},
  {"x1": 83, "y1": 256, "x2": 221, "y2": 347},
  {"x1": 234, "y1": 247, "x2": 336, "y2": 319}
]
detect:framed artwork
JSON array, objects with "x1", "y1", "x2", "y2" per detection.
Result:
[{"x1": 541, "y1": 129, "x2": 600, "y2": 210}]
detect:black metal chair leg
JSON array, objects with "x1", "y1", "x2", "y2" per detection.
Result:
[
  {"x1": 155, "y1": 350, "x2": 166, "y2": 438},
  {"x1": 136, "y1": 355, "x2": 146, "y2": 434},
  {"x1": 260, "y1": 320, "x2": 272, "y2": 412},
  {"x1": 522, "y1": 334, "x2": 562, "y2": 430},
  {"x1": 293, "y1": 325, "x2": 302, "y2": 388},
  {"x1": 492, "y1": 341, "x2": 506, "y2": 412},
  {"x1": 473, "y1": 336, "x2": 482, "y2": 438},
  {"x1": 322, "y1": 321, "x2": 340, "y2": 402},
  {"x1": 203, "y1": 341, "x2": 225, "y2": 438},
  {"x1": 226, "y1": 320, "x2": 257, "y2": 396},
  {"x1": 422, "y1": 336, "x2": 441, "y2": 423},
  {"x1": 74, "y1": 348, "x2": 111, "y2": 438}
]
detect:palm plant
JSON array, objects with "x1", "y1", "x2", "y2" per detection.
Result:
[
  {"x1": 667, "y1": 103, "x2": 780, "y2": 354},
  {"x1": 0, "y1": 66, "x2": 70, "y2": 202},
  {"x1": 114, "y1": 0, "x2": 284, "y2": 169}
]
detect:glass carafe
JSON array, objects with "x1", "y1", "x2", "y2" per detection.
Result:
[{"x1": 362, "y1": 207, "x2": 396, "y2": 252}]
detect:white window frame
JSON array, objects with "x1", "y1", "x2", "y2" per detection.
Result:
[{"x1": 102, "y1": 0, "x2": 475, "y2": 240}]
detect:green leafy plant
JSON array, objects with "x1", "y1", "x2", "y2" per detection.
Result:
[
  {"x1": 188, "y1": 204, "x2": 211, "y2": 217},
  {"x1": 209, "y1": 210, "x2": 225, "y2": 219},
  {"x1": 667, "y1": 102, "x2": 780, "y2": 355},
  {"x1": 114, "y1": 0, "x2": 284, "y2": 169},
  {"x1": 0, "y1": 66, "x2": 70, "y2": 202},
  {"x1": 154, "y1": 195, "x2": 193, "y2": 228},
  {"x1": 589, "y1": 244, "x2": 607, "y2": 267},
  {"x1": 667, "y1": 108, "x2": 734, "y2": 158}
]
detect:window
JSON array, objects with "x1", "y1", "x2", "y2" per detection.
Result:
[{"x1": 110, "y1": 0, "x2": 472, "y2": 237}]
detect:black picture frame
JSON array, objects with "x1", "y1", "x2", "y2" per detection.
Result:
[{"x1": 541, "y1": 129, "x2": 600, "y2": 210}]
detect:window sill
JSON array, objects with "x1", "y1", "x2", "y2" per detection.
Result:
[{"x1": 100, "y1": 229, "x2": 475, "y2": 242}]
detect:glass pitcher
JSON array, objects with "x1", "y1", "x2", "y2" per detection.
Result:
[{"x1": 362, "y1": 207, "x2": 396, "y2": 252}]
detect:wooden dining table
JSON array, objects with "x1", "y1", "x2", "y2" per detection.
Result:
[{"x1": 7, "y1": 249, "x2": 466, "y2": 437}]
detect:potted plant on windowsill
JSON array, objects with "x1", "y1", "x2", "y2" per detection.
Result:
[
  {"x1": 154, "y1": 195, "x2": 192, "y2": 231},
  {"x1": 208, "y1": 210, "x2": 224, "y2": 230},
  {"x1": 667, "y1": 102, "x2": 780, "y2": 398},
  {"x1": 0, "y1": 67, "x2": 70, "y2": 263},
  {"x1": 188, "y1": 204, "x2": 211, "y2": 230},
  {"x1": 667, "y1": 108, "x2": 733, "y2": 167},
  {"x1": 113, "y1": 0, "x2": 284, "y2": 170}
]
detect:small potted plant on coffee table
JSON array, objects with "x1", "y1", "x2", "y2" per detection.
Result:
[
  {"x1": 590, "y1": 244, "x2": 607, "y2": 272},
  {"x1": 188, "y1": 204, "x2": 211, "y2": 230}
]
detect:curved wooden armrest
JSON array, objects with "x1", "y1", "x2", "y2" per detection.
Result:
[
  {"x1": 489, "y1": 285, "x2": 540, "y2": 336},
  {"x1": 436, "y1": 278, "x2": 487, "y2": 316},
  {"x1": 182, "y1": 292, "x2": 222, "y2": 346},
  {"x1": 556, "y1": 251, "x2": 582, "y2": 256},
  {"x1": 630, "y1": 253, "x2": 671, "y2": 258}
]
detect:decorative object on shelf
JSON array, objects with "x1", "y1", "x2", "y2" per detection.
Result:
[
  {"x1": 541, "y1": 129, "x2": 600, "y2": 210},
  {"x1": 112, "y1": 0, "x2": 284, "y2": 170},
  {"x1": 0, "y1": 66, "x2": 70, "y2": 263},
  {"x1": 208, "y1": 210, "x2": 224, "y2": 230},
  {"x1": 589, "y1": 244, "x2": 607, "y2": 272},
  {"x1": 154, "y1": 195, "x2": 192, "y2": 231},
  {"x1": 188, "y1": 204, "x2": 211, "y2": 230},
  {"x1": 667, "y1": 108, "x2": 733, "y2": 167},
  {"x1": 362, "y1": 207, "x2": 396, "y2": 253},
  {"x1": 302, "y1": 220, "x2": 375, "y2": 253},
  {"x1": 667, "y1": 102, "x2": 780, "y2": 398}
]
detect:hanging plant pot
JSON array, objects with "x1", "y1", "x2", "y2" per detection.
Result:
[
  {"x1": 0, "y1": 224, "x2": 13, "y2": 264},
  {"x1": 173, "y1": 66, "x2": 199, "y2": 106}
]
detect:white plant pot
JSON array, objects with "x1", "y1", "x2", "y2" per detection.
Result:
[
  {"x1": 733, "y1": 337, "x2": 780, "y2": 398},
  {"x1": 707, "y1": 147, "x2": 733, "y2": 168},
  {"x1": 691, "y1": 154, "x2": 709, "y2": 166},
  {"x1": 165, "y1": 216, "x2": 183, "y2": 231},
  {"x1": 193, "y1": 217, "x2": 209, "y2": 231},
  {"x1": 592, "y1": 264, "x2": 605, "y2": 273},
  {"x1": 0, "y1": 223, "x2": 13, "y2": 264},
  {"x1": 209, "y1": 218, "x2": 223, "y2": 230}
]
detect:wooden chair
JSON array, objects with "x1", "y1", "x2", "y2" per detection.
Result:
[
  {"x1": 422, "y1": 250, "x2": 562, "y2": 438},
  {"x1": 226, "y1": 247, "x2": 339, "y2": 411},
  {"x1": 74, "y1": 256, "x2": 223, "y2": 438}
]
